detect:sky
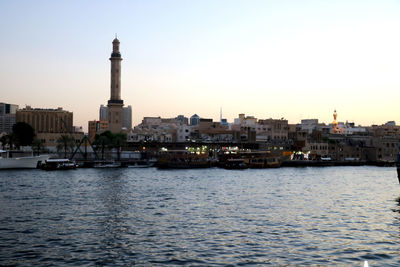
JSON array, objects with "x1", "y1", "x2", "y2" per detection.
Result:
[{"x1": 1, "y1": 0, "x2": 400, "y2": 131}]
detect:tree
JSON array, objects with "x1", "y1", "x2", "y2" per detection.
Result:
[
  {"x1": 94, "y1": 134, "x2": 110, "y2": 160},
  {"x1": 93, "y1": 131, "x2": 127, "y2": 160},
  {"x1": 56, "y1": 135, "x2": 75, "y2": 158},
  {"x1": 12, "y1": 122, "x2": 35, "y2": 146},
  {"x1": 1, "y1": 134, "x2": 18, "y2": 150},
  {"x1": 32, "y1": 139, "x2": 45, "y2": 155},
  {"x1": 113, "y1": 133, "x2": 126, "y2": 161},
  {"x1": 0, "y1": 135, "x2": 7, "y2": 149}
]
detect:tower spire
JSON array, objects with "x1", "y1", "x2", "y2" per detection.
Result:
[{"x1": 107, "y1": 37, "x2": 124, "y2": 133}]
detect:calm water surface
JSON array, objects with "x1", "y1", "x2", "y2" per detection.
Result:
[{"x1": 0, "y1": 167, "x2": 400, "y2": 266}]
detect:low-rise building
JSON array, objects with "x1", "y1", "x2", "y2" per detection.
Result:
[{"x1": 88, "y1": 120, "x2": 109, "y2": 142}]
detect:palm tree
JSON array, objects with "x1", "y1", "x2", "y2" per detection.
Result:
[
  {"x1": 56, "y1": 135, "x2": 75, "y2": 158},
  {"x1": 94, "y1": 135, "x2": 110, "y2": 160},
  {"x1": 32, "y1": 139, "x2": 45, "y2": 155},
  {"x1": 113, "y1": 133, "x2": 126, "y2": 161},
  {"x1": 0, "y1": 135, "x2": 7, "y2": 149},
  {"x1": 3, "y1": 134, "x2": 18, "y2": 150}
]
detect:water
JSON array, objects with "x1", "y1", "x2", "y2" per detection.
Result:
[{"x1": 0, "y1": 167, "x2": 399, "y2": 266}]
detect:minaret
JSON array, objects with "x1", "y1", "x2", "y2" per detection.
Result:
[
  {"x1": 107, "y1": 37, "x2": 124, "y2": 133},
  {"x1": 332, "y1": 109, "x2": 339, "y2": 133}
]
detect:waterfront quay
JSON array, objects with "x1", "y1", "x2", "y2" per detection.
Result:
[{"x1": 64, "y1": 140, "x2": 397, "y2": 169}]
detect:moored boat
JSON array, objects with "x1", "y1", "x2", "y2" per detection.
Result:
[
  {"x1": 41, "y1": 158, "x2": 78, "y2": 170},
  {"x1": 223, "y1": 158, "x2": 248, "y2": 169},
  {"x1": 156, "y1": 150, "x2": 211, "y2": 169},
  {"x1": 0, "y1": 150, "x2": 50, "y2": 169}
]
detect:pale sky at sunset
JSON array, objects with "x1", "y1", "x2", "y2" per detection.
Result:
[{"x1": 1, "y1": 0, "x2": 400, "y2": 131}]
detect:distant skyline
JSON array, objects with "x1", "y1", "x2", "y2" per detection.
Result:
[{"x1": 1, "y1": 0, "x2": 400, "y2": 131}]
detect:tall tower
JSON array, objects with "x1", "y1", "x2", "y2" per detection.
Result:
[
  {"x1": 107, "y1": 37, "x2": 124, "y2": 133},
  {"x1": 332, "y1": 109, "x2": 339, "y2": 133}
]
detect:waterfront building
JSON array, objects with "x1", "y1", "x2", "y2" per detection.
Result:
[
  {"x1": 107, "y1": 37, "x2": 124, "y2": 133},
  {"x1": 16, "y1": 106, "x2": 73, "y2": 133},
  {"x1": 177, "y1": 124, "x2": 191, "y2": 142},
  {"x1": 127, "y1": 116, "x2": 178, "y2": 143},
  {"x1": 257, "y1": 118, "x2": 289, "y2": 141},
  {"x1": 88, "y1": 120, "x2": 109, "y2": 142},
  {"x1": 0, "y1": 102, "x2": 18, "y2": 134},
  {"x1": 367, "y1": 122, "x2": 400, "y2": 138},
  {"x1": 16, "y1": 106, "x2": 83, "y2": 148}
]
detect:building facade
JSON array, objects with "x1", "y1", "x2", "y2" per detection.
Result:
[
  {"x1": 122, "y1": 105, "x2": 132, "y2": 129},
  {"x1": 88, "y1": 120, "x2": 109, "y2": 142},
  {"x1": 16, "y1": 106, "x2": 73, "y2": 133},
  {"x1": 0, "y1": 102, "x2": 18, "y2": 134}
]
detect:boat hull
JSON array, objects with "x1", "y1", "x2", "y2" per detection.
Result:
[{"x1": 0, "y1": 155, "x2": 50, "y2": 169}]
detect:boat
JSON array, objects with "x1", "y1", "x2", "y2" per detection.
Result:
[
  {"x1": 127, "y1": 160, "x2": 156, "y2": 168},
  {"x1": 93, "y1": 161, "x2": 123, "y2": 168},
  {"x1": 0, "y1": 150, "x2": 50, "y2": 169},
  {"x1": 240, "y1": 151, "x2": 281, "y2": 168},
  {"x1": 223, "y1": 158, "x2": 248, "y2": 170},
  {"x1": 41, "y1": 158, "x2": 78, "y2": 170},
  {"x1": 156, "y1": 150, "x2": 211, "y2": 169}
]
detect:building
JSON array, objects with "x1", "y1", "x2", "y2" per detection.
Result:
[
  {"x1": 16, "y1": 106, "x2": 73, "y2": 133},
  {"x1": 88, "y1": 120, "x2": 109, "y2": 142},
  {"x1": 99, "y1": 104, "x2": 132, "y2": 130},
  {"x1": 99, "y1": 104, "x2": 108, "y2": 121},
  {"x1": 122, "y1": 105, "x2": 132, "y2": 129},
  {"x1": 190, "y1": 114, "x2": 200, "y2": 126},
  {"x1": 176, "y1": 115, "x2": 188, "y2": 125},
  {"x1": 0, "y1": 102, "x2": 18, "y2": 134},
  {"x1": 257, "y1": 118, "x2": 289, "y2": 141},
  {"x1": 16, "y1": 106, "x2": 83, "y2": 148},
  {"x1": 107, "y1": 37, "x2": 124, "y2": 133}
]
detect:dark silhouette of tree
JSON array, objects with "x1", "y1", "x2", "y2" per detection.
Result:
[
  {"x1": 113, "y1": 133, "x2": 126, "y2": 161},
  {"x1": 0, "y1": 135, "x2": 7, "y2": 149},
  {"x1": 94, "y1": 134, "x2": 110, "y2": 160},
  {"x1": 93, "y1": 131, "x2": 126, "y2": 160},
  {"x1": 56, "y1": 135, "x2": 75, "y2": 158},
  {"x1": 12, "y1": 122, "x2": 35, "y2": 147},
  {"x1": 1, "y1": 134, "x2": 18, "y2": 150},
  {"x1": 32, "y1": 139, "x2": 45, "y2": 155}
]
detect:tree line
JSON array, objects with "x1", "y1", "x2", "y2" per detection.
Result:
[{"x1": 0, "y1": 122, "x2": 127, "y2": 159}]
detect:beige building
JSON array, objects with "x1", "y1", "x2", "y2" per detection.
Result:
[
  {"x1": 36, "y1": 132, "x2": 84, "y2": 149},
  {"x1": 257, "y1": 118, "x2": 289, "y2": 141},
  {"x1": 16, "y1": 106, "x2": 73, "y2": 133},
  {"x1": 88, "y1": 120, "x2": 109, "y2": 142}
]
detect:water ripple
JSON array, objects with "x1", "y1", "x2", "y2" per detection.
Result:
[{"x1": 0, "y1": 167, "x2": 400, "y2": 265}]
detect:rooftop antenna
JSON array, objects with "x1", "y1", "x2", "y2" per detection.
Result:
[{"x1": 220, "y1": 107, "x2": 222, "y2": 123}]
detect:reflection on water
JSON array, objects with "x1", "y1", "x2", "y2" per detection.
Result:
[{"x1": 0, "y1": 167, "x2": 399, "y2": 266}]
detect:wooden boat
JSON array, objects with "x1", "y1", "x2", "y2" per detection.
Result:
[
  {"x1": 156, "y1": 150, "x2": 211, "y2": 169},
  {"x1": 240, "y1": 151, "x2": 281, "y2": 168},
  {"x1": 223, "y1": 158, "x2": 248, "y2": 169}
]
